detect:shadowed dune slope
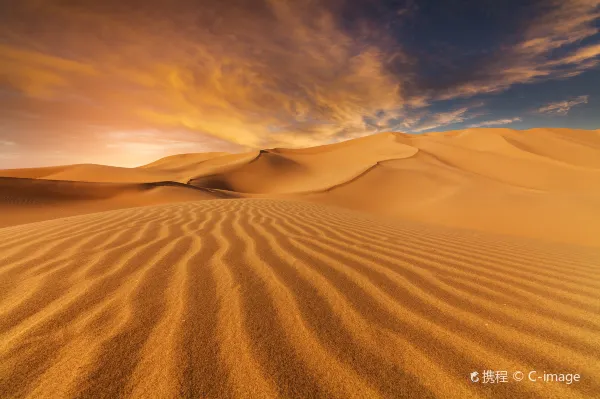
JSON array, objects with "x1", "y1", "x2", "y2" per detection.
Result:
[
  {"x1": 190, "y1": 133, "x2": 419, "y2": 193},
  {"x1": 189, "y1": 150, "x2": 311, "y2": 193},
  {"x1": 0, "y1": 177, "x2": 231, "y2": 228},
  {"x1": 0, "y1": 152, "x2": 256, "y2": 184},
  {"x1": 0, "y1": 164, "x2": 171, "y2": 183},
  {"x1": 0, "y1": 199, "x2": 599, "y2": 399}
]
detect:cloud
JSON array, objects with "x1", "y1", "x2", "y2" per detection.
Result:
[
  {"x1": 468, "y1": 117, "x2": 522, "y2": 128},
  {"x1": 0, "y1": 0, "x2": 412, "y2": 152},
  {"x1": 556, "y1": 44, "x2": 600, "y2": 66},
  {"x1": 536, "y1": 95, "x2": 590, "y2": 115},
  {"x1": 410, "y1": 107, "x2": 473, "y2": 133},
  {"x1": 0, "y1": 0, "x2": 598, "y2": 168},
  {"x1": 436, "y1": 0, "x2": 600, "y2": 100},
  {"x1": 0, "y1": 44, "x2": 96, "y2": 99},
  {"x1": 406, "y1": 101, "x2": 487, "y2": 133}
]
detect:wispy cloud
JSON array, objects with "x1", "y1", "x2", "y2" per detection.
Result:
[
  {"x1": 537, "y1": 95, "x2": 589, "y2": 115},
  {"x1": 437, "y1": 0, "x2": 600, "y2": 100},
  {"x1": 410, "y1": 107, "x2": 475, "y2": 133},
  {"x1": 468, "y1": 117, "x2": 522, "y2": 128}
]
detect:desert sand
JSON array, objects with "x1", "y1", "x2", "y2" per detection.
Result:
[{"x1": 1, "y1": 128, "x2": 599, "y2": 398}]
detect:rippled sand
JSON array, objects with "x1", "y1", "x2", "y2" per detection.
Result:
[{"x1": 1, "y1": 128, "x2": 599, "y2": 398}]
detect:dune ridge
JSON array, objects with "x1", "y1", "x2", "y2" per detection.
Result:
[
  {"x1": 1, "y1": 199, "x2": 599, "y2": 399},
  {"x1": 3, "y1": 128, "x2": 598, "y2": 246}
]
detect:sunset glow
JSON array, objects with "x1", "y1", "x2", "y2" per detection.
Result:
[{"x1": 0, "y1": 0, "x2": 598, "y2": 167}]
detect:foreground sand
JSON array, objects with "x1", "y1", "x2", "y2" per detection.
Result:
[
  {"x1": 1, "y1": 128, "x2": 600, "y2": 398},
  {"x1": 1, "y1": 199, "x2": 599, "y2": 398}
]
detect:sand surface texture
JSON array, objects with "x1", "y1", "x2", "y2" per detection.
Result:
[{"x1": 1, "y1": 128, "x2": 599, "y2": 398}]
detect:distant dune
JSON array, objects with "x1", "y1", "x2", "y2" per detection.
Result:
[
  {"x1": 1, "y1": 128, "x2": 599, "y2": 398},
  {"x1": 2, "y1": 128, "x2": 599, "y2": 245},
  {"x1": 0, "y1": 177, "x2": 234, "y2": 228}
]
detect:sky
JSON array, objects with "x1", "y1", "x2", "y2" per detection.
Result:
[{"x1": 0, "y1": 0, "x2": 599, "y2": 168}]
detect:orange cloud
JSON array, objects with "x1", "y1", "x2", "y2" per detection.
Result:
[
  {"x1": 0, "y1": 0, "x2": 409, "y2": 153},
  {"x1": 0, "y1": 44, "x2": 96, "y2": 98},
  {"x1": 0, "y1": 0, "x2": 598, "y2": 168}
]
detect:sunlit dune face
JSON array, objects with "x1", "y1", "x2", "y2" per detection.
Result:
[{"x1": 0, "y1": 0, "x2": 598, "y2": 167}]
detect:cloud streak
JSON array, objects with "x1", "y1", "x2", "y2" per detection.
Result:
[
  {"x1": 436, "y1": 0, "x2": 600, "y2": 100},
  {"x1": 468, "y1": 117, "x2": 522, "y2": 128},
  {"x1": 536, "y1": 95, "x2": 590, "y2": 115},
  {"x1": 410, "y1": 107, "x2": 476, "y2": 133}
]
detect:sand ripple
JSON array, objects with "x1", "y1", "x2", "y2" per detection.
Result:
[{"x1": 0, "y1": 199, "x2": 598, "y2": 398}]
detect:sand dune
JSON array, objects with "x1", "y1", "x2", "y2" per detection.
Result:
[
  {"x1": 1, "y1": 128, "x2": 600, "y2": 398},
  {"x1": 0, "y1": 200, "x2": 598, "y2": 398},
  {"x1": 0, "y1": 151, "x2": 257, "y2": 185},
  {"x1": 302, "y1": 132, "x2": 600, "y2": 246},
  {"x1": 0, "y1": 177, "x2": 231, "y2": 228},
  {"x1": 139, "y1": 152, "x2": 230, "y2": 170},
  {"x1": 0, "y1": 164, "x2": 169, "y2": 183},
  {"x1": 190, "y1": 133, "x2": 419, "y2": 193}
]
